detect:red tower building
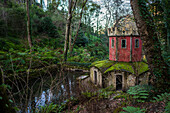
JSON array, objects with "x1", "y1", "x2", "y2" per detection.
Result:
[{"x1": 108, "y1": 17, "x2": 142, "y2": 62}]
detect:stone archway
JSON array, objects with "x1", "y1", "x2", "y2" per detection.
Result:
[{"x1": 116, "y1": 75, "x2": 122, "y2": 90}]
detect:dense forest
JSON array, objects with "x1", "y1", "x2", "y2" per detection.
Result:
[{"x1": 0, "y1": 0, "x2": 169, "y2": 113}]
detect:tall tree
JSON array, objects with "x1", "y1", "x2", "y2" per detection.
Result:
[
  {"x1": 64, "y1": 0, "x2": 88, "y2": 61},
  {"x1": 70, "y1": 0, "x2": 88, "y2": 54},
  {"x1": 64, "y1": 0, "x2": 74, "y2": 61},
  {"x1": 40, "y1": 0, "x2": 43, "y2": 8},
  {"x1": 130, "y1": 0, "x2": 169, "y2": 89},
  {"x1": 26, "y1": 0, "x2": 32, "y2": 52}
]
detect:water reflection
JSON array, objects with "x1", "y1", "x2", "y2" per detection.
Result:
[{"x1": 26, "y1": 71, "x2": 87, "y2": 112}]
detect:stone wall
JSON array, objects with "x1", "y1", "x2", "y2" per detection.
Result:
[
  {"x1": 127, "y1": 74, "x2": 136, "y2": 88},
  {"x1": 139, "y1": 72, "x2": 150, "y2": 85},
  {"x1": 104, "y1": 71, "x2": 127, "y2": 91},
  {"x1": 90, "y1": 67, "x2": 150, "y2": 90}
]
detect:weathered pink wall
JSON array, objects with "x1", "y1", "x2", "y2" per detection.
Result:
[
  {"x1": 132, "y1": 37, "x2": 142, "y2": 62},
  {"x1": 109, "y1": 37, "x2": 116, "y2": 61},
  {"x1": 109, "y1": 36, "x2": 142, "y2": 62},
  {"x1": 118, "y1": 36, "x2": 131, "y2": 62}
]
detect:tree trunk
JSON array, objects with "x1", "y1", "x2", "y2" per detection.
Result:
[
  {"x1": 69, "y1": 0, "x2": 88, "y2": 54},
  {"x1": 64, "y1": 0, "x2": 73, "y2": 61},
  {"x1": 130, "y1": 0, "x2": 169, "y2": 87},
  {"x1": 69, "y1": 26, "x2": 72, "y2": 52},
  {"x1": 26, "y1": 0, "x2": 32, "y2": 52},
  {"x1": 40, "y1": 0, "x2": 43, "y2": 8}
]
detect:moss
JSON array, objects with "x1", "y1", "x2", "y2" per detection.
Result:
[
  {"x1": 104, "y1": 62, "x2": 149, "y2": 74},
  {"x1": 90, "y1": 60, "x2": 115, "y2": 68},
  {"x1": 91, "y1": 60, "x2": 149, "y2": 75},
  {"x1": 133, "y1": 62, "x2": 149, "y2": 75},
  {"x1": 104, "y1": 62, "x2": 134, "y2": 74}
]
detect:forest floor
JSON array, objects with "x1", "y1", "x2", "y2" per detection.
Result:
[
  {"x1": 69, "y1": 95, "x2": 165, "y2": 113},
  {"x1": 64, "y1": 77, "x2": 166, "y2": 113}
]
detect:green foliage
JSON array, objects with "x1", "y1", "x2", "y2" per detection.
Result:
[
  {"x1": 38, "y1": 17, "x2": 59, "y2": 38},
  {"x1": 113, "y1": 93, "x2": 129, "y2": 100},
  {"x1": 98, "y1": 88, "x2": 115, "y2": 99},
  {"x1": 86, "y1": 34, "x2": 109, "y2": 59},
  {"x1": 0, "y1": 3, "x2": 26, "y2": 37},
  {"x1": 152, "y1": 92, "x2": 170, "y2": 103},
  {"x1": 37, "y1": 97, "x2": 79, "y2": 113},
  {"x1": 0, "y1": 84, "x2": 12, "y2": 90},
  {"x1": 120, "y1": 106, "x2": 146, "y2": 113},
  {"x1": 82, "y1": 86, "x2": 115, "y2": 99},
  {"x1": 0, "y1": 37, "x2": 23, "y2": 51},
  {"x1": 82, "y1": 91, "x2": 94, "y2": 98},
  {"x1": 57, "y1": 97, "x2": 78, "y2": 113},
  {"x1": 0, "y1": 46, "x2": 62, "y2": 75},
  {"x1": 69, "y1": 47, "x2": 98, "y2": 63},
  {"x1": 127, "y1": 85, "x2": 153, "y2": 103},
  {"x1": 113, "y1": 107, "x2": 123, "y2": 113},
  {"x1": 37, "y1": 103, "x2": 58, "y2": 113},
  {"x1": 75, "y1": 29, "x2": 89, "y2": 47},
  {"x1": 165, "y1": 101, "x2": 170, "y2": 113}
]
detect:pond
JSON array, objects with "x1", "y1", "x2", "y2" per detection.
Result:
[{"x1": 13, "y1": 70, "x2": 89, "y2": 113}]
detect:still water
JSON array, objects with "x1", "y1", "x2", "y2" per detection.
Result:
[{"x1": 15, "y1": 70, "x2": 88, "y2": 112}]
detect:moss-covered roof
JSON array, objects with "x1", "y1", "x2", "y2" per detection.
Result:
[
  {"x1": 90, "y1": 60, "x2": 149, "y2": 75},
  {"x1": 104, "y1": 62, "x2": 134, "y2": 74},
  {"x1": 90, "y1": 60, "x2": 115, "y2": 68}
]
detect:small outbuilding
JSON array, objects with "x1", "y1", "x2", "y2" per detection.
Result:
[
  {"x1": 90, "y1": 60, "x2": 150, "y2": 91},
  {"x1": 90, "y1": 15, "x2": 150, "y2": 90}
]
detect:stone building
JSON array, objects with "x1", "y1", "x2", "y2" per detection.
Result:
[
  {"x1": 90, "y1": 60, "x2": 150, "y2": 91},
  {"x1": 90, "y1": 16, "x2": 150, "y2": 90}
]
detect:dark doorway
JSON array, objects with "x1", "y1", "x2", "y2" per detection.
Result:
[
  {"x1": 94, "y1": 71, "x2": 97, "y2": 84},
  {"x1": 116, "y1": 75, "x2": 122, "y2": 90}
]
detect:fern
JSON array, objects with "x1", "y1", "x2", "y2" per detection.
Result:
[
  {"x1": 127, "y1": 85, "x2": 151, "y2": 103},
  {"x1": 152, "y1": 92, "x2": 170, "y2": 102},
  {"x1": 120, "y1": 106, "x2": 146, "y2": 113}
]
